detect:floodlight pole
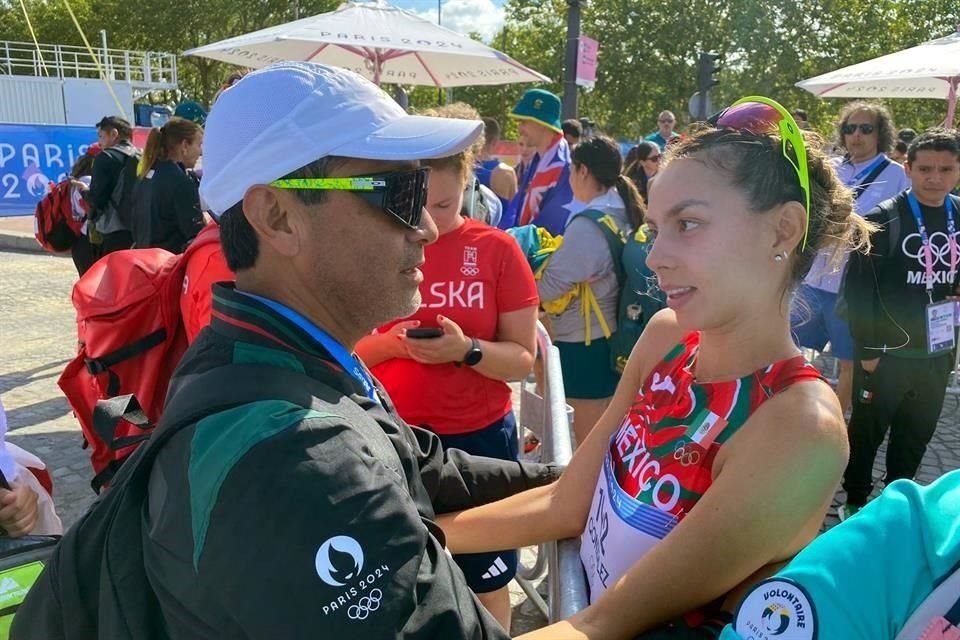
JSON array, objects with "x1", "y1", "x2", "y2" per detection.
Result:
[{"x1": 563, "y1": 0, "x2": 583, "y2": 120}]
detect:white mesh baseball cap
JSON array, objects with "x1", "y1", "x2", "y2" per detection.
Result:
[{"x1": 200, "y1": 62, "x2": 484, "y2": 217}]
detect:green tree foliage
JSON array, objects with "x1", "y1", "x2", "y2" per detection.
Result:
[
  {"x1": 474, "y1": 0, "x2": 959, "y2": 141},
  {"x1": 0, "y1": 0, "x2": 339, "y2": 106},
  {"x1": 0, "y1": 0, "x2": 958, "y2": 137}
]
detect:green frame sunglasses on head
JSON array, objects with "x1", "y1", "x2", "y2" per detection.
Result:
[
  {"x1": 711, "y1": 96, "x2": 812, "y2": 252},
  {"x1": 270, "y1": 166, "x2": 430, "y2": 230}
]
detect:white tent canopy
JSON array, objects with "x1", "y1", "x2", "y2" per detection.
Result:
[
  {"x1": 184, "y1": 1, "x2": 550, "y2": 88},
  {"x1": 796, "y1": 29, "x2": 960, "y2": 125}
]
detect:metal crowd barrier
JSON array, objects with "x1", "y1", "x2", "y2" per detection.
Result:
[
  {"x1": 513, "y1": 322, "x2": 589, "y2": 622},
  {"x1": 512, "y1": 333, "x2": 960, "y2": 622}
]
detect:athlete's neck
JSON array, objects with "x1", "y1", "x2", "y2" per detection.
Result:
[{"x1": 694, "y1": 310, "x2": 800, "y2": 383}]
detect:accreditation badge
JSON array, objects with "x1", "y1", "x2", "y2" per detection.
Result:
[{"x1": 926, "y1": 301, "x2": 956, "y2": 354}]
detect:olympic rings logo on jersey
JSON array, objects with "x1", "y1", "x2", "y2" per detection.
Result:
[
  {"x1": 673, "y1": 442, "x2": 701, "y2": 467},
  {"x1": 347, "y1": 588, "x2": 383, "y2": 620},
  {"x1": 902, "y1": 231, "x2": 960, "y2": 268}
]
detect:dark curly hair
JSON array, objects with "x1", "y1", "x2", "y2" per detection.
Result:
[{"x1": 836, "y1": 101, "x2": 896, "y2": 156}]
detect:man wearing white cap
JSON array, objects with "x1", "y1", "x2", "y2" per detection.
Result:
[{"x1": 131, "y1": 63, "x2": 558, "y2": 638}]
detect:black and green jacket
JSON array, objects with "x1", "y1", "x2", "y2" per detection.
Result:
[{"x1": 142, "y1": 284, "x2": 557, "y2": 639}]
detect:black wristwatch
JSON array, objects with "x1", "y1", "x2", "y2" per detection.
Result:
[{"x1": 457, "y1": 337, "x2": 483, "y2": 368}]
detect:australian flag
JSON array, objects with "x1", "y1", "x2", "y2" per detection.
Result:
[{"x1": 500, "y1": 135, "x2": 574, "y2": 235}]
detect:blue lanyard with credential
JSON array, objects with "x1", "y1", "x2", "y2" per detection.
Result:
[
  {"x1": 237, "y1": 291, "x2": 378, "y2": 401},
  {"x1": 845, "y1": 155, "x2": 887, "y2": 187},
  {"x1": 906, "y1": 190, "x2": 957, "y2": 300}
]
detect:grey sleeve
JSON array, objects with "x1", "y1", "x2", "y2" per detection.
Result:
[{"x1": 538, "y1": 217, "x2": 614, "y2": 303}]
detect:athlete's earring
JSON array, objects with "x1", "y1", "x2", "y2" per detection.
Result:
[{"x1": 773, "y1": 252, "x2": 787, "y2": 262}]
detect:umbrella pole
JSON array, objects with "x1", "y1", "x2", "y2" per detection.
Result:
[{"x1": 947, "y1": 78, "x2": 958, "y2": 127}]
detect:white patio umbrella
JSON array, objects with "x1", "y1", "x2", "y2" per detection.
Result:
[
  {"x1": 796, "y1": 28, "x2": 960, "y2": 126},
  {"x1": 184, "y1": 1, "x2": 550, "y2": 88}
]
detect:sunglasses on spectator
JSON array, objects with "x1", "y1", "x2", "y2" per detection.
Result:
[
  {"x1": 710, "y1": 95, "x2": 811, "y2": 252},
  {"x1": 271, "y1": 167, "x2": 430, "y2": 230},
  {"x1": 658, "y1": 119, "x2": 675, "y2": 124},
  {"x1": 841, "y1": 123, "x2": 876, "y2": 136}
]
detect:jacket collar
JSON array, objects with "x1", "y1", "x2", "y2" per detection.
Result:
[{"x1": 208, "y1": 283, "x2": 372, "y2": 398}]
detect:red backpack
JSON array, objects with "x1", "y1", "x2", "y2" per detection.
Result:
[
  {"x1": 34, "y1": 181, "x2": 84, "y2": 253},
  {"x1": 58, "y1": 230, "x2": 221, "y2": 492}
]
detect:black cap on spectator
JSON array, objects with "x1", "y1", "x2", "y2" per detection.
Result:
[{"x1": 95, "y1": 116, "x2": 133, "y2": 139}]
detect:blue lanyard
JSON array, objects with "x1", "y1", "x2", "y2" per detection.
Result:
[
  {"x1": 906, "y1": 190, "x2": 957, "y2": 297},
  {"x1": 237, "y1": 291, "x2": 378, "y2": 401},
  {"x1": 846, "y1": 154, "x2": 887, "y2": 187}
]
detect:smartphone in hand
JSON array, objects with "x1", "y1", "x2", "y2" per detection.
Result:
[{"x1": 406, "y1": 327, "x2": 443, "y2": 339}]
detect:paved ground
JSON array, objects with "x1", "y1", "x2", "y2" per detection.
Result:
[
  {"x1": 2, "y1": 249, "x2": 959, "y2": 634},
  {"x1": 0, "y1": 216, "x2": 43, "y2": 253}
]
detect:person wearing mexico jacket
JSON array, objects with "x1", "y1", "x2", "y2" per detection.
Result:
[
  {"x1": 21, "y1": 64, "x2": 559, "y2": 640},
  {"x1": 840, "y1": 128, "x2": 960, "y2": 521}
]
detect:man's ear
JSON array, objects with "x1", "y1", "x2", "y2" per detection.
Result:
[{"x1": 242, "y1": 186, "x2": 301, "y2": 258}]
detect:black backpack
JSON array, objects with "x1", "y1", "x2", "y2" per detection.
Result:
[
  {"x1": 13, "y1": 365, "x2": 404, "y2": 640},
  {"x1": 89, "y1": 145, "x2": 140, "y2": 235}
]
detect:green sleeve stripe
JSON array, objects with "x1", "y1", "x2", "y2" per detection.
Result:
[
  {"x1": 189, "y1": 401, "x2": 337, "y2": 569},
  {"x1": 233, "y1": 342, "x2": 306, "y2": 373},
  {"x1": 214, "y1": 295, "x2": 318, "y2": 354}
]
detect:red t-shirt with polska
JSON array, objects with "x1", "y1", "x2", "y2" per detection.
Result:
[{"x1": 373, "y1": 218, "x2": 538, "y2": 435}]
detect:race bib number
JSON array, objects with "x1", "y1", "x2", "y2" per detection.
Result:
[{"x1": 733, "y1": 578, "x2": 817, "y2": 640}]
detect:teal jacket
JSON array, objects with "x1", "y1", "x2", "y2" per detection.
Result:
[{"x1": 722, "y1": 470, "x2": 960, "y2": 639}]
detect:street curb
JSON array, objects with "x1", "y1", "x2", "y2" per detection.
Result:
[{"x1": 0, "y1": 231, "x2": 46, "y2": 254}]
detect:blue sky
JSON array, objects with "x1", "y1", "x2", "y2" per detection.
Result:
[{"x1": 390, "y1": 0, "x2": 507, "y2": 41}]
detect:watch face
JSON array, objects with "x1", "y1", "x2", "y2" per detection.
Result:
[{"x1": 463, "y1": 338, "x2": 483, "y2": 366}]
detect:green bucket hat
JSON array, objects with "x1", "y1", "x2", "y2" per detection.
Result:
[
  {"x1": 509, "y1": 89, "x2": 562, "y2": 133},
  {"x1": 174, "y1": 100, "x2": 208, "y2": 126}
]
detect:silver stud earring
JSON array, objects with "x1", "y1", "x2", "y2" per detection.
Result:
[{"x1": 774, "y1": 253, "x2": 785, "y2": 262}]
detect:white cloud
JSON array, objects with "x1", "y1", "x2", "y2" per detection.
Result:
[{"x1": 415, "y1": 0, "x2": 505, "y2": 43}]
